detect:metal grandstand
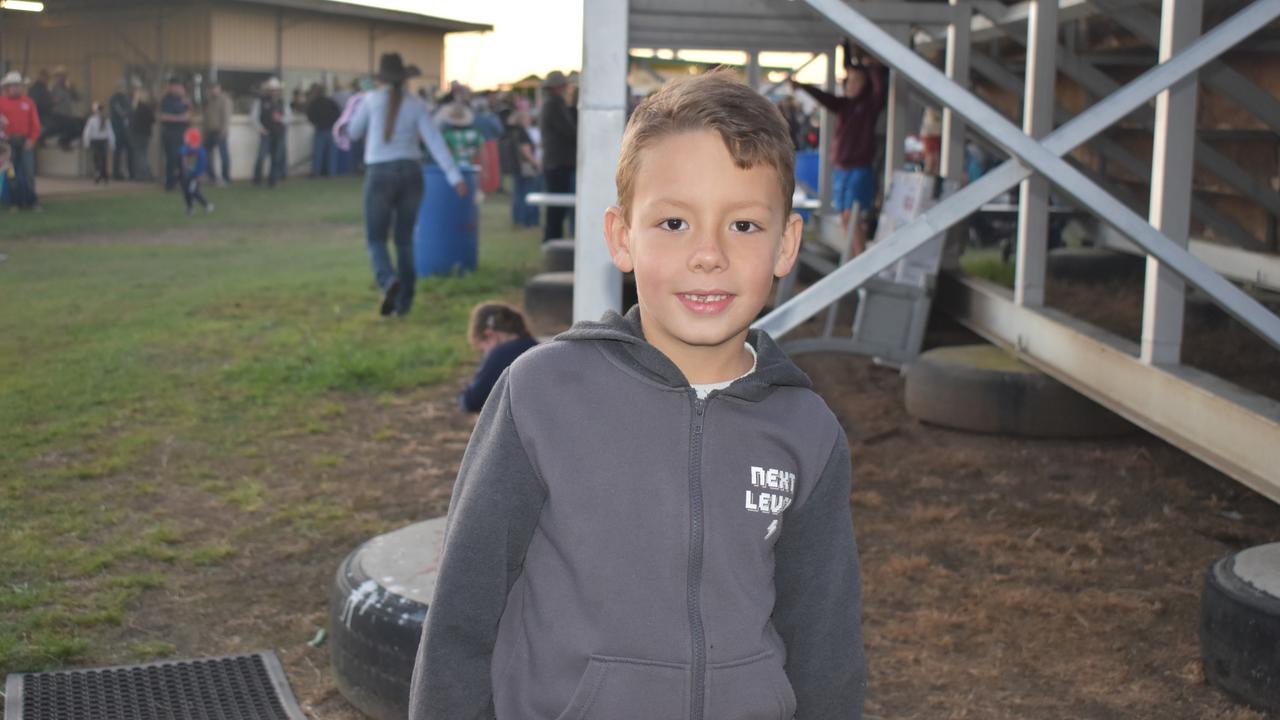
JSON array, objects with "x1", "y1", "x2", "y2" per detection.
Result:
[{"x1": 572, "y1": 0, "x2": 1280, "y2": 501}]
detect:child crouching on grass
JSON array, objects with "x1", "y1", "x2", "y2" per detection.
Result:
[
  {"x1": 180, "y1": 127, "x2": 213, "y2": 216},
  {"x1": 458, "y1": 302, "x2": 537, "y2": 413},
  {"x1": 412, "y1": 70, "x2": 865, "y2": 720}
]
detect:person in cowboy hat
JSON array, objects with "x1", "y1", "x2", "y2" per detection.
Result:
[
  {"x1": 348, "y1": 52, "x2": 467, "y2": 317},
  {"x1": 435, "y1": 99, "x2": 482, "y2": 167},
  {"x1": 538, "y1": 70, "x2": 577, "y2": 243},
  {"x1": 251, "y1": 77, "x2": 290, "y2": 187},
  {"x1": 0, "y1": 71, "x2": 41, "y2": 209}
]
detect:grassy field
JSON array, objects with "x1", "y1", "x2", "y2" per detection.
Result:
[{"x1": 0, "y1": 178, "x2": 543, "y2": 674}]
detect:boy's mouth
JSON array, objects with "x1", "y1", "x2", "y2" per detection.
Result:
[{"x1": 677, "y1": 291, "x2": 735, "y2": 315}]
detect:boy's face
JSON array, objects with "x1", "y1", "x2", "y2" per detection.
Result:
[{"x1": 605, "y1": 130, "x2": 801, "y2": 367}]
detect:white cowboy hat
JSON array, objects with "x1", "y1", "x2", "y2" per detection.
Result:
[
  {"x1": 263, "y1": 77, "x2": 282, "y2": 90},
  {"x1": 436, "y1": 101, "x2": 474, "y2": 128},
  {"x1": 0, "y1": 71, "x2": 23, "y2": 87}
]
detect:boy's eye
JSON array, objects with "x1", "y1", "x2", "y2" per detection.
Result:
[
  {"x1": 732, "y1": 220, "x2": 762, "y2": 233},
  {"x1": 660, "y1": 218, "x2": 688, "y2": 231}
]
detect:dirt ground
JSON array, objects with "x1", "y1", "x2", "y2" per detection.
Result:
[{"x1": 108, "y1": 278, "x2": 1279, "y2": 720}]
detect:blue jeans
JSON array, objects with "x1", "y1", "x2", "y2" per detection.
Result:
[
  {"x1": 204, "y1": 130, "x2": 230, "y2": 182},
  {"x1": 254, "y1": 130, "x2": 284, "y2": 186},
  {"x1": 363, "y1": 159, "x2": 425, "y2": 315},
  {"x1": 312, "y1": 130, "x2": 336, "y2": 176},
  {"x1": 512, "y1": 173, "x2": 541, "y2": 226},
  {"x1": 163, "y1": 128, "x2": 185, "y2": 190},
  {"x1": 7, "y1": 137, "x2": 37, "y2": 208}
]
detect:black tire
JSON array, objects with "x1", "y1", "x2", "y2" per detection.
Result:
[
  {"x1": 1201, "y1": 543, "x2": 1280, "y2": 713},
  {"x1": 904, "y1": 344, "x2": 1133, "y2": 438},
  {"x1": 1046, "y1": 247, "x2": 1145, "y2": 283},
  {"x1": 543, "y1": 239, "x2": 576, "y2": 273},
  {"x1": 330, "y1": 520, "x2": 445, "y2": 720},
  {"x1": 524, "y1": 271, "x2": 575, "y2": 337}
]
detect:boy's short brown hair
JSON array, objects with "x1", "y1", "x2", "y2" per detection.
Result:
[{"x1": 616, "y1": 70, "x2": 795, "y2": 220}]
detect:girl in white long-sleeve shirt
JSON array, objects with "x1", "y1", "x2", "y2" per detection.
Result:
[{"x1": 82, "y1": 102, "x2": 115, "y2": 184}]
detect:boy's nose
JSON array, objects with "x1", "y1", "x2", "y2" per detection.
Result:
[{"x1": 687, "y1": 230, "x2": 728, "y2": 272}]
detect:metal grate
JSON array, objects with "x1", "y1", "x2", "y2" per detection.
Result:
[{"x1": 4, "y1": 651, "x2": 306, "y2": 720}]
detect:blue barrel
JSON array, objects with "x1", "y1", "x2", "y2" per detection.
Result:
[
  {"x1": 795, "y1": 150, "x2": 820, "y2": 195},
  {"x1": 415, "y1": 164, "x2": 479, "y2": 278},
  {"x1": 794, "y1": 150, "x2": 821, "y2": 223}
]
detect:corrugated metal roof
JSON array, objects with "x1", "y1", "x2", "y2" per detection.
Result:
[{"x1": 12, "y1": 0, "x2": 492, "y2": 34}]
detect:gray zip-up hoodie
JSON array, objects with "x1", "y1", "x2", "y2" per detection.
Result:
[{"x1": 410, "y1": 307, "x2": 865, "y2": 720}]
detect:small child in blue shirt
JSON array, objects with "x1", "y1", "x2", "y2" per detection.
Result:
[
  {"x1": 180, "y1": 127, "x2": 213, "y2": 216},
  {"x1": 458, "y1": 302, "x2": 537, "y2": 412}
]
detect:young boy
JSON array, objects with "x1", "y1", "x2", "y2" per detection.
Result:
[
  {"x1": 179, "y1": 127, "x2": 213, "y2": 216},
  {"x1": 412, "y1": 71, "x2": 865, "y2": 720}
]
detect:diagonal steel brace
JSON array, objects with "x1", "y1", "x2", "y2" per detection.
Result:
[{"x1": 758, "y1": 0, "x2": 1280, "y2": 352}]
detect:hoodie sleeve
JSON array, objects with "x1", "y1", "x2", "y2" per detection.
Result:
[
  {"x1": 409, "y1": 369, "x2": 547, "y2": 720},
  {"x1": 772, "y1": 432, "x2": 866, "y2": 719}
]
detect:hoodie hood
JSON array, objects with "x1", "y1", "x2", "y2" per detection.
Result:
[{"x1": 556, "y1": 305, "x2": 811, "y2": 401}]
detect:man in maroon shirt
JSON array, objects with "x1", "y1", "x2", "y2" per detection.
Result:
[
  {"x1": 792, "y1": 40, "x2": 886, "y2": 255},
  {"x1": 0, "y1": 72, "x2": 42, "y2": 209}
]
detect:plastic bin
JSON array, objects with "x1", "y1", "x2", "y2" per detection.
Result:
[{"x1": 414, "y1": 163, "x2": 479, "y2": 277}]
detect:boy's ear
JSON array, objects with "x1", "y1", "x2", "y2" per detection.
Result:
[
  {"x1": 773, "y1": 211, "x2": 804, "y2": 278},
  {"x1": 603, "y1": 206, "x2": 634, "y2": 273}
]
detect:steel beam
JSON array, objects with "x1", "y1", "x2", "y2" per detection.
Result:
[
  {"x1": 916, "y1": 0, "x2": 1097, "y2": 52},
  {"x1": 819, "y1": 48, "x2": 836, "y2": 214},
  {"x1": 574, "y1": 0, "x2": 627, "y2": 322},
  {"x1": 1014, "y1": 0, "x2": 1057, "y2": 308},
  {"x1": 968, "y1": 50, "x2": 1267, "y2": 252},
  {"x1": 883, "y1": 26, "x2": 911, "y2": 196},
  {"x1": 983, "y1": 2, "x2": 1280, "y2": 224},
  {"x1": 1142, "y1": 0, "x2": 1202, "y2": 365},
  {"x1": 941, "y1": 0, "x2": 972, "y2": 182},
  {"x1": 1096, "y1": 0, "x2": 1280, "y2": 133},
  {"x1": 760, "y1": 0, "x2": 1280, "y2": 351},
  {"x1": 941, "y1": 274, "x2": 1280, "y2": 505}
]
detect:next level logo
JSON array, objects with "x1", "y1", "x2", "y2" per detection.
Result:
[{"x1": 746, "y1": 466, "x2": 795, "y2": 516}]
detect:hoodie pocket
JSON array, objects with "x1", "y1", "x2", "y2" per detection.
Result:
[
  {"x1": 554, "y1": 655, "x2": 690, "y2": 720},
  {"x1": 706, "y1": 650, "x2": 796, "y2": 720}
]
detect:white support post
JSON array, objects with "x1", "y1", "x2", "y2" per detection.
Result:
[
  {"x1": 883, "y1": 26, "x2": 911, "y2": 192},
  {"x1": 1014, "y1": 0, "x2": 1057, "y2": 307},
  {"x1": 942, "y1": 0, "x2": 971, "y2": 182},
  {"x1": 573, "y1": 0, "x2": 628, "y2": 322},
  {"x1": 1141, "y1": 0, "x2": 1202, "y2": 365},
  {"x1": 818, "y1": 48, "x2": 837, "y2": 214}
]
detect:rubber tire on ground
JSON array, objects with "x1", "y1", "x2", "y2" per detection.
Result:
[
  {"x1": 904, "y1": 344, "x2": 1132, "y2": 437},
  {"x1": 524, "y1": 272, "x2": 640, "y2": 337},
  {"x1": 330, "y1": 520, "x2": 445, "y2": 720},
  {"x1": 1201, "y1": 543, "x2": 1280, "y2": 713},
  {"x1": 1046, "y1": 246, "x2": 1145, "y2": 283},
  {"x1": 524, "y1": 271, "x2": 575, "y2": 336},
  {"x1": 543, "y1": 238, "x2": 576, "y2": 273}
]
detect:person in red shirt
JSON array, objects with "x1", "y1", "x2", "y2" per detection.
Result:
[
  {"x1": 791, "y1": 39, "x2": 886, "y2": 256},
  {"x1": 0, "y1": 71, "x2": 41, "y2": 209}
]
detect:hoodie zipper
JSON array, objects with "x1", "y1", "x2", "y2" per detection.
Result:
[{"x1": 687, "y1": 393, "x2": 707, "y2": 720}]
